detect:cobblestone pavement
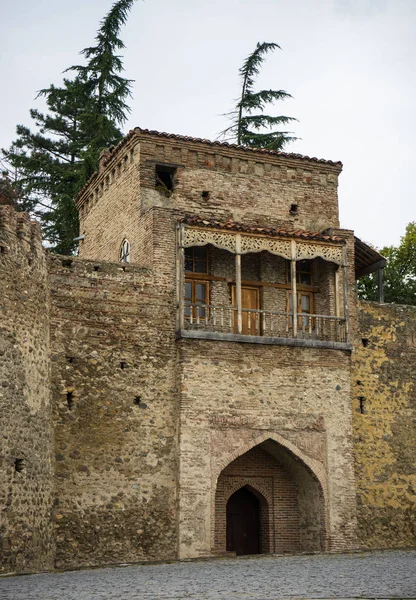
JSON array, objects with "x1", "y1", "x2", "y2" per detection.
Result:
[{"x1": 1, "y1": 550, "x2": 415, "y2": 600}]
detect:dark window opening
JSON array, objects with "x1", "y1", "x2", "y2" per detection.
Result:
[
  {"x1": 290, "y1": 203, "x2": 298, "y2": 214},
  {"x1": 14, "y1": 458, "x2": 25, "y2": 473},
  {"x1": 185, "y1": 246, "x2": 208, "y2": 274},
  {"x1": 62, "y1": 259, "x2": 73, "y2": 268},
  {"x1": 357, "y1": 380, "x2": 363, "y2": 386},
  {"x1": 155, "y1": 165, "x2": 176, "y2": 196},
  {"x1": 287, "y1": 260, "x2": 312, "y2": 286},
  {"x1": 202, "y1": 190, "x2": 210, "y2": 200},
  {"x1": 0, "y1": 245, "x2": 6, "y2": 254},
  {"x1": 362, "y1": 338, "x2": 369, "y2": 347},
  {"x1": 66, "y1": 356, "x2": 74, "y2": 364},
  {"x1": 67, "y1": 391, "x2": 74, "y2": 410},
  {"x1": 359, "y1": 396, "x2": 366, "y2": 414},
  {"x1": 120, "y1": 361, "x2": 128, "y2": 370},
  {"x1": 93, "y1": 265, "x2": 100, "y2": 272}
]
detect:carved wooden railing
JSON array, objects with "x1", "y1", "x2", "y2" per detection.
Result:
[{"x1": 183, "y1": 304, "x2": 347, "y2": 343}]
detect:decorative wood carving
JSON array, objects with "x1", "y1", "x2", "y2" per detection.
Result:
[
  {"x1": 182, "y1": 226, "x2": 343, "y2": 265},
  {"x1": 182, "y1": 227, "x2": 236, "y2": 253},
  {"x1": 296, "y1": 242, "x2": 343, "y2": 265},
  {"x1": 240, "y1": 236, "x2": 292, "y2": 259}
]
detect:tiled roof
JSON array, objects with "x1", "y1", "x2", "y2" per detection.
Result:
[
  {"x1": 134, "y1": 128, "x2": 343, "y2": 167},
  {"x1": 180, "y1": 215, "x2": 345, "y2": 244},
  {"x1": 75, "y1": 127, "x2": 343, "y2": 204}
]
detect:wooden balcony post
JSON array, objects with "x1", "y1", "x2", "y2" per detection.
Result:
[
  {"x1": 377, "y1": 267, "x2": 384, "y2": 303},
  {"x1": 334, "y1": 267, "x2": 340, "y2": 317},
  {"x1": 177, "y1": 224, "x2": 185, "y2": 331},
  {"x1": 235, "y1": 233, "x2": 242, "y2": 334},
  {"x1": 342, "y1": 246, "x2": 350, "y2": 343},
  {"x1": 290, "y1": 240, "x2": 297, "y2": 337}
]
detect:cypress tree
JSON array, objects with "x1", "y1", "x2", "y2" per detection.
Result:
[
  {"x1": 2, "y1": 0, "x2": 137, "y2": 254},
  {"x1": 221, "y1": 42, "x2": 298, "y2": 151}
]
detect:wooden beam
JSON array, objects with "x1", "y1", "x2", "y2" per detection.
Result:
[
  {"x1": 290, "y1": 240, "x2": 297, "y2": 338},
  {"x1": 378, "y1": 268, "x2": 384, "y2": 303},
  {"x1": 177, "y1": 225, "x2": 185, "y2": 331},
  {"x1": 342, "y1": 246, "x2": 350, "y2": 343},
  {"x1": 355, "y1": 258, "x2": 387, "y2": 279},
  {"x1": 235, "y1": 234, "x2": 242, "y2": 334}
]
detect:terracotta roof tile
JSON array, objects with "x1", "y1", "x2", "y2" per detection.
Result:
[
  {"x1": 135, "y1": 128, "x2": 343, "y2": 167},
  {"x1": 75, "y1": 127, "x2": 342, "y2": 204},
  {"x1": 179, "y1": 215, "x2": 345, "y2": 244}
]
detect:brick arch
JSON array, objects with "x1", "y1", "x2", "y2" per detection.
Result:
[
  {"x1": 213, "y1": 431, "x2": 328, "y2": 503},
  {"x1": 212, "y1": 432, "x2": 328, "y2": 554},
  {"x1": 223, "y1": 479, "x2": 272, "y2": 508},
  {"x1": 215, "y1": 470, "x2": 273, "y2": 554}
]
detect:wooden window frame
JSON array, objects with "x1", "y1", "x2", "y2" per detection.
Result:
[
  {"x1": 184, "y1": 279, "x2": 210, "y2": 320},
  {"x1": 184, "y1": 245, "x2": 209, "y2": 275},
  {"x1": 287, "y1": 291, "x2": 315, "y2": 329},
  {"x1": 286, "y1": 260, "x2": 312, "y2": 286}
]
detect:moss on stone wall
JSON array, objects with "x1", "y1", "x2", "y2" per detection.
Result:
[{"x1": 353, "y1": 301, "x2": 416, "y2": 548}]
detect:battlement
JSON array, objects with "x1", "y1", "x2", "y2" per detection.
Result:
[{"x1": 0, "y1": 205, "x2": 44, "y2": 256}]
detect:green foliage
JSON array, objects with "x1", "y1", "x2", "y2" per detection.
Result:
[
  {"x1": 220, "y1": 42, "x2": 297, "y2": 151},
  {"x1": 2, "y1": 0, "x2": 137, "y2": 254},
  {"x1": 357, "y1": 223, "x2": 416, "y2": 306}
]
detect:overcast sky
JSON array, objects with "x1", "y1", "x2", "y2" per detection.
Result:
[{"x1": 1, "y1": 0, "x2": 415, "y2": 248}]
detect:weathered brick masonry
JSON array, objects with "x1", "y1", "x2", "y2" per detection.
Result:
[{"x1": 0, "y1": 129, "x2": 414, "y2": 573}]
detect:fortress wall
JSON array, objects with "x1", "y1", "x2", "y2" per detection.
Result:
[
  {"x1": 47, "y1": 254, "x2": 179, "y2": 568},
  {"x1": 0, "y1": 206, "x2": 54, "y2": 573},
  {"x1": 353, "y1": 301, "x2": 416, "y2": 548}
]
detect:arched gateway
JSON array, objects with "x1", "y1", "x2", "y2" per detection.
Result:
[{"x1": 214, "y1": 439, "x2": 326, "y2": 554}]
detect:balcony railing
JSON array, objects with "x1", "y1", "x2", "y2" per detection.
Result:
[{"x1": 183, "y1": 304, "x2": 347, "y2": 343}]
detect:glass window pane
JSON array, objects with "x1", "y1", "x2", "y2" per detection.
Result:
[
  {"x1": 184, "y1": 248, "x2": 193, "y2": 259},
  {"x1": 185, "y1": 258, "x2": 193, "y2": 272},
  {"x1": 194, "y1": 246, "x2": 207, "y2": 259},
  {"x1": 196, "y1": 283, "x2": 206, "y2": 301},
  {"x1": 184, "y1": 304, "x2": 191, "y2": 317},
  {"x1": 301, "y1": 294, "x2": 311, "y2": 312},
  {"x1": 184, "y1": 282, "x2": 192, "y2": 300},
  {"x1": 194, "y1": 260, "x2": 207, "y2": 273},
  {"x1": 300, "y1": 273, "x2": 311, "y2": 285}
]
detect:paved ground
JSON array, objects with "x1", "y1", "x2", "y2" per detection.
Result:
[{"x1": 1, "y1": 550, "x2": 415, "y2": 599}]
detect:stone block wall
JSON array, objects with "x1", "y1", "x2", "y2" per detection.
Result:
[
  {"x1": 47, "y1": 254, "x2": 179, "y2": 569},
  {"x1": 0, "y1": 207, "x2": 54, "y2": 573},
  {"x1": 353, "y1": 301, "x2": 416, "y2": 548},
  {"x1": 177, "y1": 338, "x2": 357, "y2": 559}
]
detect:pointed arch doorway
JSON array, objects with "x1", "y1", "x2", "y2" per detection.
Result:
[{"x1": 226, "y1": 486, "x2": 260, "y2": 555}]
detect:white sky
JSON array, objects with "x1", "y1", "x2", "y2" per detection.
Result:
[{"x1": 1, "y1": 0, "x2": 415, "y2": 248}]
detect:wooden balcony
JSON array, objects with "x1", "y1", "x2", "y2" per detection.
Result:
[
  {"x1": 176, "y1": 221, "x2": 352, "y2": 351},
  {"x1": 179, "y1": 304, "x2": 350, "y2": 350}
]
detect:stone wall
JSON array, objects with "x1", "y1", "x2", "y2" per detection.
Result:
[
  {"x1": 353, "y1": 301, "x2": 416, "y2": 548},
  {"x1": 0, "y1": 207, "x2": 54, "y2": 573},
  {"x1": 47, "y1": 253, "x2": 179, "y2": 569},
  {"x1": 177, "y1": 338, "x2": 358, "y2": 559}
]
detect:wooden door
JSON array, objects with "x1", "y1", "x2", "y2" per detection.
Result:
[
  {"x1": 226, "y1": 487, "x2": 260, "y2": 555},
  {"x1": 232, "y1": 286, "x2": 260, "y2": 335}
]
